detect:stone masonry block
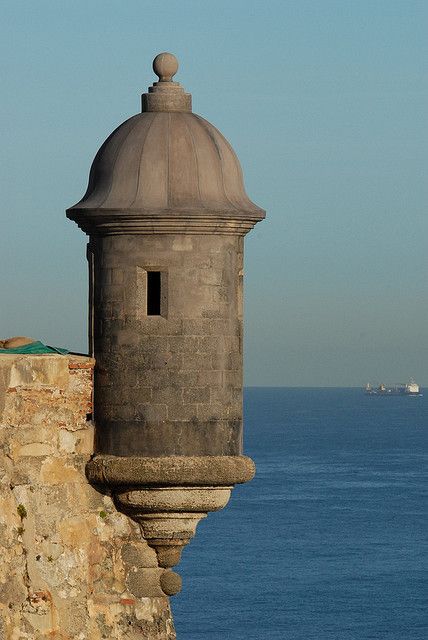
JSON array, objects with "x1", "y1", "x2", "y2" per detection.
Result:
[
  {"x1": 183, "y1": 387, "x2": 210, "y2": 404},
  {"x1": 111, "y1": 269, "x2": 125, "y2": 285},
  {"x1": 111, "y1": 303, "x2": 125, "y2": 320},
  {"x1": 8, "y1": 356, "x2": 69, "y2": 389},
  {"x1": 99, "y1": 268, "x2": 112, "y2": 285},
  {"x1": 114, "y1": 329, "x2": 141, "y2": 347},
  {"x1": 168, "y1": 370, "x2": 198, "y2": 387},
  {"x1": 16, "y1": 442, "x2": 54, "y2": 457},
  {"x1": 167, "y1": 403, "x2": 198, "y2": 421},
  {"x1": 182, "y1": 319, "x2": 212, "y2": 336},
  {"x1": 168, "y1": 336, "x2": 199, "y2": 354},
  {"x1": 197, "y1": 370, "x2": 223, "y2": 387},
  {"x1": 197, "y1": 336, "x2": 224, "y2": 353},
  {"x1": 151, "y1": 385, "x2": 179, "y2": 404},
  {"x1": 40, "y1": 457, "x2": 84, "y2": 485},
  {"x1": 136, "y1": 404, "x2": 168, "y2": 424},
  {"x1": 197, "y1": 402, "x2": 231, "y2": 421},
  {"x1": 198, "y1": 269, "x2": 222, "y2": 285},
  {"x1": 145, "y1": 352, "x2": 182, "y2": 371},
  {"x1": 181, "y1": 352, "x2": 212, "y2": 371},
  {"x1": 114, "y1": 386, "x2": 143, "y2": 405},
  {"x1": 139, "y1": 318, "x2": 183, "y2": 336},
  {"x1": 121, "y1": 541, "x2": 158, "y2": 569},
  {"x1": 139, "y1": 370, "x2": 170, "y2": 388},
  {"x1": 209, "y1": 318, "x2": 236, "y2": 337},
  {"x1": 212, "y1": 350, "x2": 242, "y2": 371},
  {"x1": 201, "y1": 307, "x2": 230, "y2": 319},
  {"x1": 222, "y1": 370, "x2": 242, "y2": 387},
  {"x1": 101, "y1": 284, "x2": 124, "y2": 302},
  {"x1": 126, "y1": 567, "x2": 165, "y2": 598},
  {"x1": 140, "y1": 336, "x2": 170, "y2": 353}
]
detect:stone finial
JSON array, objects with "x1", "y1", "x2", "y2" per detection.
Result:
[
  {"x1": 153, "y1": 52, "x2": 178, "y2": 82},
  {"x1": 142, "y1": 52, "x2": 191, "y2": 112}
]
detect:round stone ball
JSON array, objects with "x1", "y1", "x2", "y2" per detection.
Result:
[
  {"x1": 160, "y1": 570, "x2": 182, "y2": 596},
  {"x1": 153, "y1": 52, "x2": 179, "y2": 82}
]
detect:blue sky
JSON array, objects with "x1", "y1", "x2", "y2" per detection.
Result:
[{"x1": 0, "y1": 0, "x2": 427, "y2": 385}]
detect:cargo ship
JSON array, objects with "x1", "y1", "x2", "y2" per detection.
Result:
[{"x1": 364, "y1": 379, "x2": 422, "y2": 396}]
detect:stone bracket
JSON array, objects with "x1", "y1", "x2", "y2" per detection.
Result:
[{"x1": 86, "y1": 455, "x2": 255, "y2": 595}]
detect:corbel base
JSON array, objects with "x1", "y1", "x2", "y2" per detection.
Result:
[{"x1": 86, "y1": 455, "x2": 255, "y2": 596}]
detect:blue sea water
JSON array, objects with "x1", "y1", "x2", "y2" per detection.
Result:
[{"x1": 172, "y1": 388, "x2": 427, "y2": 639}]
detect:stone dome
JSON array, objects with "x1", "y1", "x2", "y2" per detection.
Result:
[{"x1": 67, "y1": 53, "x2": 265, "y2": 235}]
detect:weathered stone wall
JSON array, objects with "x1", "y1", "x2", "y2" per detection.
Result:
[
  {"x1": 0, "y1": 354, "x2": 175, "y2": 639},
  {"x1": 92, "y1": 233, "x2": 244, "y2": 457}
]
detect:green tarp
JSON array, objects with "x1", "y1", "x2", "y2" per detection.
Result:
[{"x1": 0, "y1": 341, "x2": 68, "y2": 355}]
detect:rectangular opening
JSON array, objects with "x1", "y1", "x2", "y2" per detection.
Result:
[{"x1": 147, "y1": 271, "x2": 161, "y2": 316}]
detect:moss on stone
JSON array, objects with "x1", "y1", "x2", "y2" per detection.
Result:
[{"x1": 17, "y1": 504, "x2": 27, "y2": 519}]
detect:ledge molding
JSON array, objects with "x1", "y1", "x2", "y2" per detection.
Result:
[{"x1": 86, "y1": 454, "x2": 255, "y2": 487}]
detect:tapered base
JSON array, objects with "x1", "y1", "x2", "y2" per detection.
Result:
[
  {"x1": 114, "y1": 486, "x2": 232, "y2": 592},
  {"x1": 86, "y1": 455, "x2": 255, "y2": 595}
]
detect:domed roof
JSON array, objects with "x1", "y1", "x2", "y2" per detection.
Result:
[{"x1": 67, "y1": 53, "x2": 265, "y2": 235}]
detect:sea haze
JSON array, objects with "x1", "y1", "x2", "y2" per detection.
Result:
[{"x1": 172, "y1": 387, "x2": 427, "y2": 640}]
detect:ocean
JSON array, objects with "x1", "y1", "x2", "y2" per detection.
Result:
[{"x1": 172, "y1": 387, "x2": 427, "y2": 639}]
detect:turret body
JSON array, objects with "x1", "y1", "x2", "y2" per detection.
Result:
[
  {"x1": 68, "y1": 53, "x2": 264, "y2": 458},
  {"x1": 67, "y1": 53, "x2": 265, "y2": 595},
  {"x1": 89, "y1": 233, "x2": 244, "y2": 456}
]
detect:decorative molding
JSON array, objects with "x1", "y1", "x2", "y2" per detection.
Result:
[
  {"x1": 66, "y1": 211, "x2": 262, "y2": 237},
  {"x1": 86, "y1": 455, "x2": 255, "y2": 486}
]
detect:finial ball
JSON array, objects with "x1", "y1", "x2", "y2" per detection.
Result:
[{"x1": 153, "y1": 52, "x2": 179, "y2": 82}]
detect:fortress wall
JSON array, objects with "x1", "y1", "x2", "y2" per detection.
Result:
[{"x1": 0, "y1": 354, "x2": 175, "y2": 640}]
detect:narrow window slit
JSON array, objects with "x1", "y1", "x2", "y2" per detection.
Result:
[{"x1": 147, "y1": 271, "x2": 161, "y2": 315}]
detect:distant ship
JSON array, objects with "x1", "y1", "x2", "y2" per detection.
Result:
[{"x1": 364, "y1": 379, "x2": 422, "y2": 396}]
